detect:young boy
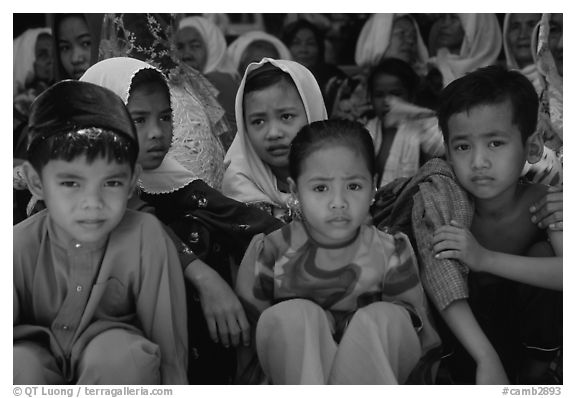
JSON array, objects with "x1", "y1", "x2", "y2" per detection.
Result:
[
  {"x1": 427, "y1": 66, "x2": 562, "y2": 384},
  {"x1": 13, "y1": 80, "x2": 188, "y2": 385}
]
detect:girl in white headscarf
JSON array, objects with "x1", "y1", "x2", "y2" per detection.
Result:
[
  {"x1": 355, "y1": 13, "x2": 429, "y2": 76},
  {"x1": 227, "y1": 30, "x2": 292, "y2": 76},
  {"x1": 427, "y1": 13, "x2": 502, "y2": 87},
  {"x1": 223, "y1": 58, "x2": 328, "y2": 222},
  {"x1": 81, "y1": 57, "x2": 284, "y2": 383},
  {"x1": 175, "y1": 16, "x2": 240, "y2": 138}
]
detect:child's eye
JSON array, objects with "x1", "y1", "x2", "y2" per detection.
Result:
[
  {"x1": 60, "y1": 181, "x2": 79, "y2": 188},
  {"x1": 454, "y1": 144, "x2": 470, "y2": 151},
  {"x1": 348, "y1": 183, "x2": 362, "y2": 191},
  {"x1": 250, "y1": 119, "x2": 264, "y2": 127},
  {"x1": 313, "y1": 184, "x2": 328, "y2": 192},
  {"x1": 160, "y1": 114, "x2": 173, "y2": 123},
  {"x1": 489, "y1": 140, "x2": 505, "y2": 148},
  {"x1": 105, "y1": 180, "x2": 124, "y2": 188},
  {"x1": 58, "y1": 44, "x2": 70, "y2": 53},
  {"x1": 132, "y1": 117, "x2": 146, "y2": 125},
  {"x1": 81, "y1": 39, "x2": 92, "y2": 48},
  {"x1": 281, "y1": 113, "x2": 295, "y2": 121}
]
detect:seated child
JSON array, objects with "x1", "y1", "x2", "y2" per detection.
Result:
[
  {"x1": 235, "y1": 119, "x2": 441, "y2": 384},
  {"x1": 426, "y1": 66, "x2": 562, "y2": 384},
  {"x1": 13, "y1": 80, "x2": 188, "y2": 384},
  {"x1": 222, "y1": 58, "x2": 328, "y2": 222},
  {"x1": 81, "y1": 56, "x2": 283, "y2": 384},
  {"x1": 364, "y1": 57, "x2": 445, "y2": 188}
]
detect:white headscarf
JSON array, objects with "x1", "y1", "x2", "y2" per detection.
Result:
[
  {"x1": 222, "y1": 58, "x2": 327, "y2": 208},
  {"x1": 354, "y1": 13, "x2": 428, "y2": 73},
  {"x1": 80, "y1": 57, "x2": 197, "y2": 194},
  {"x1": 177, "y1": 16, "x2": 237, "y2": 77},
  {"x1": 429, "y1": 13, "x2": 502, "y2": 87},
  {"x1": 502, "y1": 13, "x2": 543, "y2": 93},
  {"x1": 13, "y1": 27, "x2": 51, "y2": 95},
  {"x1": 227, "y1": 31, "x2": 292, "y2": 73}
]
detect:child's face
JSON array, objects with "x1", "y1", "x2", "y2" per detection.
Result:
[
  {"x1": 289, "y1": 28, "x2": 319, "y2": 69},
  {"x1": 57, "y1": 15, "x2": 92, "y2": 80},
  {"x1": 385, "y1": 17, "x2": 417, "y2": 64},
  {"x1": 446, "y1": 100, "x2": 528, "y2": 202},
  {"x1": 38, "y1": 156, "x2": 135, "y2": 244},
  {"x1": 34, "y1": 33, "x2": 53, "y2": 83},
  {"x1": 127, "y1": 81, "x2": 173, "y2": 170},
  {"x1": 371, "y1": 73, "x2": 410, "y2": 118},
  {"x1": 244, "y1": 80, "x2": 307, "y2": 170},
  {"x1": 292, "y1": 145, "x2": 375, "y2": 246},
  {"x1": 174, "y1": 27, "x2": 207, "y2": 72},
  {"x1": 507, "y1": 14, "x2": 540, "y2": 68}
]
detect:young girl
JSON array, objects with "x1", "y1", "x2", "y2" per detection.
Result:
[
  {"x1": 222, "y1": 58, "x2": 327, "y2": 222},
  {"x1": 81, "y1": 57, "x2": 283, "y2": 384},
  {"x1": 365, "y1": 58, "x2": 444, "y2": 188},
  {"x1": 236, "y1": 119, "x2": 441, "y2": 384},
  {"x1": 49, "y1": 13, "x2": 103, "y2": 81}
]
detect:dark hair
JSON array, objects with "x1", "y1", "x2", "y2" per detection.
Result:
[
  {"x1": 437, "y1": 65, "x2": 539, "y2": 143},
  {"x1": 243, "y1": 63, "x2": 296, "y2": 97},
  {"x1": 130, "y1": 67, "x2": 170, "y2": 96},
  {"x1": 245, "y1": 40, "x2": 280, "y2": 59},
  {"x1": 367, "y1": 57, "x2": 420, "y2": 101},
  {"x1": 282, "y1": 19, "x2": 325, "y2": 64},
  {"x1": 27, "y1": 127, "x2": 139, "y2": 173},
  {"x1": 289, "y1": 119, "x2": 375, "y2": 180}
]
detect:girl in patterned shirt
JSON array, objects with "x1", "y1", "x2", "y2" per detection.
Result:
[{"x1": 236, "y1": 119, "x2": 441, "y2": 384}]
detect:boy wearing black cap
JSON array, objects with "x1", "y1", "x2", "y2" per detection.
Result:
[{"x1": 13, "y1": 80, "x2": 188, "y2": 385}]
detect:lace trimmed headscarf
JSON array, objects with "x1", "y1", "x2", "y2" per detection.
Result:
[{"x1": 98, "y1": 13, "x2": 228, "y2": 189}]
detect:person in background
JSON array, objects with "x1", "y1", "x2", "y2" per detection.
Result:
[
  {"x1": 14, "y1": 27, "x2": 55, "y2": 161},
  {"x1": 282, "y1": 19, "x2": 347, "y2": 104},
  {"x1": 227, "y1": 30, "x2": 292, "y2": 76},
  {"x1": 222, "y1": 58, "x2": 327, "y2": 222},
  {"x1": 236, "y1": 119, "x2": 441, "y2": 384},
  {"x1": 426, "y1": 14, "x2": 502, "y2": 87},
  {"x1": 14, "y1": 80, "x2": 188, "y2": 385},
  {"x1": 364, "y1": 58, "x2": 444, "y2": 188},
  {"x1": 355, "y1": 14, "x2": 429, "y2": 76},
  {"x1": 174, "y1": 15, "x2": 240, "y2": 141},
  {"x1": 49, "y1": 14, "x2": 103, "y2": 81}
]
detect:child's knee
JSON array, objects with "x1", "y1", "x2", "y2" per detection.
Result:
[
  {"x1": 78, "y1": 329, "x2": 160, "y2": 384},
  {"x1": 352, "y1": 302, "x2": 414, "y2": 337},
  {"x1": 14, "y1": 342, "x2": 62, "y2": 384},
  {"x1": 258, "y1": 299, "x2": 324, "y2": 330}
]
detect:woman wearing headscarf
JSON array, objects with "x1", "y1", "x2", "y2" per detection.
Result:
[
  {"x1": 227, "y1": 30, "x2": 292, "y2": 76},
  {"x1": 427, "y1": 13, "x2": 502, "y2": 87},
  {"x1": 99, "y1": 13, "x2": 229, "y2": 190},
  {"x1": 174, "y1": 15, "x2": 240, "y2": 142},
  {"x1": 355, "y1": 13, "x2": 429, "y2": 75}
]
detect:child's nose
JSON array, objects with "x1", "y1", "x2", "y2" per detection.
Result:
[
  {"x1": 267, "y1": 122, "x2": 284, "y2": 139},
  {"x1": 471, "y1": 148, "x2": 490, "y2": 169},
  {"x1": 71, "y1": 46, "x2": 86, "y2": 64},
  {"x1": 82, "y1": 188, "x2": 104, "y2": 209},
  {"x1": 330, "y1": 191, "x2": 348, "y2": 210}
]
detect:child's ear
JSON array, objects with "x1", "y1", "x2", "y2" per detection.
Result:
[
  {"x1": 128, "y1": 164, "x2": 142, "y2": 198},
  {"x1": 21, "y1": 162, "x2": 44, "y2": 199},
  {"x1": 525, "y1": 131, "x2": 544, "y2": 164},
  {"x1": 287, "y1": 177, "x2": 297, "y2": 195}
]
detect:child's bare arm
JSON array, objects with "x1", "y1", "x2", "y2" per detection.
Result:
[
  {"x1": 433, "y1": 221, "x2": 562, "y2": 290},
  {"x1": 184, "y1": 259, "x2": 250, "y2": 348},
  {"x1": 442, "y1": 300, "x2": 509, "y2": 384}
]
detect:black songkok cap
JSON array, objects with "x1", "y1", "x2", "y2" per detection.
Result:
[{"x1": 27, "y1": 79, "x2": 138, "y2": 150}]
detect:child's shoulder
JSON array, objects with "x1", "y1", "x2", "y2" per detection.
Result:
[
  {"x1": 13, "y1": 209, "x2": 49, "y2": 249},
  {"x1": 112, "y1": 209, "x2": 166, "y2": 241}
]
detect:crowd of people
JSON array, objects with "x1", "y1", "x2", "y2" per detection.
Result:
[{"x1": 13, "y1": 13, "x2": 563, "y2": 386}]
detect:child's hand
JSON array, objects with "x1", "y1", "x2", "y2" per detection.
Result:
[
  {"x1": 530, "y1": 186, "x2": 563, "y2": 231},
  {"x1": 432, "y1": 220, "x2": 490, "y2": 271},
  {"x1": 476, "y1": 356, "x2": 509, "y2": 384},
  {"x1": 196, "y1": 270, "x2": 251, "y2": 348}
]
